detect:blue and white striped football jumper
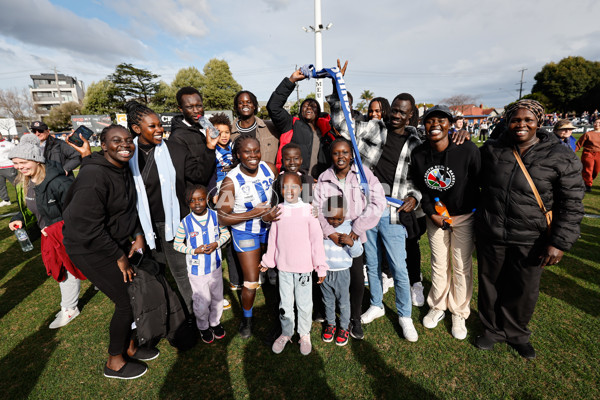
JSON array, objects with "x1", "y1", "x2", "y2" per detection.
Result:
[
  {"x1": 182, "y1": 209, "x2": 222, "y2": 276},
  {"x1": 229, "y1": 161, "x2": 275, "y2": 235},
  {"x1": 215, "y1": 144, "x2": 233, "y2": 188}
]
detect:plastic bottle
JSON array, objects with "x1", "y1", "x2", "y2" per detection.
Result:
[
  {"x1": 198, "y1": 115, "x2": 221, "y2": 139},
  {"x1": 434, "y1": 197, "x2": 453, "y2": 225},
  {"x1": 14, "y1": 228, "x2": 34, "y2": 252}
]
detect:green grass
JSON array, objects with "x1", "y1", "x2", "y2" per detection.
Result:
[{"x1": 0, "y1": 170, "x2": 599, "y2": 399}]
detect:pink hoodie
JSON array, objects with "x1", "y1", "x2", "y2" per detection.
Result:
[
  {"x1": 261, "y1": 201, "x2": 329, "y2": 277},
  {"x1": 313, "y1": 164, "x2": 386, "y2": 243}
]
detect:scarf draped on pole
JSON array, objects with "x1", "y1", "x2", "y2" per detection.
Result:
[
  {"x1": 301, "y1": 64, "x2": 403, "y2": 207},
  {"x1": 129, "y1": 137, "x2": 180, "y2": 250}
]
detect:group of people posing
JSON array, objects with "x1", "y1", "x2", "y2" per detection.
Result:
[{"x1": 5, "y1": 61, "x2": 585, "y2": 380}]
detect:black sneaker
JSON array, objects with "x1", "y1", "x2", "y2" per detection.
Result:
[
  {"x1": 474, "y1": 335, "x2": 496, "y2": 351},
  {"x1": 239, "y1": 317, "x2": 252, "y2": 339},
  {"x1": 200, "y1": 328, "x2": 214, "y2": 344},
  {"x1": 349, "y1": 319, "x2": 364, "y2": 340},
  {"x1": 103, "y1": 361, "x2": 147, "y2": 380},
  {"x1": 322, "y1": 325, "x2": 336, "y2": 342},
  {"x1": 211, "y1": 324, "x2": 226, "y2": 340},
  {"x1": 508, "y1": 342, "x2": 536, "y2": 359},
  {"x1": 335, "y1": 328, "x2": 349, "y2": 346},
  {"x1": 129, "y1": 346, "x2": 160, "y2": 361}
]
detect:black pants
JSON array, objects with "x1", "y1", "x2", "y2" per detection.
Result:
[
  {"x1": 477, "y1": 241, "x2": 544, "y2": 344},
  {"x1": 350, "y1": 254, "x2": 365, "y2": 321},
  {"x1": 406, "y1": 216, "x2": 426, "y2": 285},
  {"x1": 70, "y1": 254, "x2": 133, "y2": 356},
  {"x1": 151, "y1": 222, "x2": 194, "y2": 313},
  {"x1": 225, "y1": 244, "x2": 243, "y2": 286}
]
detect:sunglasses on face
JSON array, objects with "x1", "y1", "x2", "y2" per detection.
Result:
[{"x1": 32, "y1": 129, "x2": 45, "y2": 133}]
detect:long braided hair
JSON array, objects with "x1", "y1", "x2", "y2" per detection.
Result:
[{"x1": 124, "y1": 100, "x2": 157, "y2": 136}]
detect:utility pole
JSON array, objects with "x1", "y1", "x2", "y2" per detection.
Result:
[
  {"x1": 54, "y1": 66, "x2": 63, "y2": 105},
  {"x1": 518, "y1": 68, "x2": 527, "y2": 99},
  {"x1": 302, "y1": 0, "x2": 333, "y2": 109}
]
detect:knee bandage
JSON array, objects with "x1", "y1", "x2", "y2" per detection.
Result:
[{"x1": 243, "y1": 281, "x2": 260, "y2": 290}]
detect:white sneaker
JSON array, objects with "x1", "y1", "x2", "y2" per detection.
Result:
[
  {"x1": 411, "y1": 282, "x2": 425, "y2": 307},
  {"x1": 49, "y1": 307, "x2": 80, "y2": 329},
  {"x1": 360, "y1": 305, "x2": 385, "y2": 324},
  {"x1": 398, "y1": 316, "x2": 418, "y2": 342},
  {"x1": 382, "y1": 274, "x2": 395, "y2": 294},
  {"x1": 272, "y1": 335, "x2": 291, "y2": 354},
  {"x1": 223, "y1": 298, "x2": 231, "y2": 310},
  {"x1": 299, "y1": 334, "x2": 312, "y2": 356},
  {"x1": 0, "y1": 200, "x2": 11, "y2": 207},
  {"x1": 451, "y1": 314, "x2": 467, "y2": 340},
  {"x1": 423, "y1": 308, "x2": 445, "y2": 329}
]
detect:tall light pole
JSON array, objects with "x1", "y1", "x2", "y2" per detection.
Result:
[{"x1": 302, "y1": 0, "x2": 333, "y2": 109}]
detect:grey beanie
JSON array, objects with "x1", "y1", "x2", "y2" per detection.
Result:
[{"x1": 8, "y1": 134, "x2": 45, "y2": 163}]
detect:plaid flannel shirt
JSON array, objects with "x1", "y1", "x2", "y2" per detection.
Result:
[{"x1": 328, "y1": 95, "x2": 422, "y2": 224}]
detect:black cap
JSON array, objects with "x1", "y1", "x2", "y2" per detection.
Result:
[
  {"x1": 30, "y1": 121, "x2": 49, "y2": 131},
  {"x1": 422, "y1": 105, "x2": 454, "y2": 122}
]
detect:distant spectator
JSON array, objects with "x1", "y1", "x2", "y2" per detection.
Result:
[
  {"x1": 575, "y1": 119, "x2": 600, "y2": 192},
  {"x1": 0, "y1": 132, "x2": 17, "y2": 207},
  {"x1": 553, "y1": 119, "x2": 576, "y2": 151},
  {"x1": 30, "y1": 121, "x2": 81, "y2": 177}
]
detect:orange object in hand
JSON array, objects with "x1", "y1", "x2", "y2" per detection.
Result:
[{"x1": 434, "y1": 197, "x2": 453, "y2": 225}]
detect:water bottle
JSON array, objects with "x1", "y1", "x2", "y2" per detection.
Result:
[
  {"x1": 15, "y1": 228, "x2": 34, "y2": 252},
  {"x1": 199, "y1": 115, "x2": 221, "y2": 139},
  {"x1": 434, "y1": 197, "x2": 453, "y2": 225}
]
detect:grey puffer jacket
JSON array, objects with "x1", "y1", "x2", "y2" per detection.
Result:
[{"x1": 475, "y1": 129, "x2": 584, "y2": 251}]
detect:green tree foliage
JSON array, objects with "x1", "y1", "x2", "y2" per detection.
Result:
[
  {"x1": 356, "y1": 89, "x2": 375, "y2": 113},
  {"x1": 201, "y1": 59, "x2": 242, "y2": 110},
  {"x1": 81, "y1": 80, "x2": 119, "y2": 115},
  {"x1": 530, "y1": 56, "x2": 600, "y2": 112},
  {"x1": 45, "y1": 102, "x2": 82, "y2": 131},
  {"x1": 108, "y1": 63, "x2": 160, "y2": 107},
  {"x1": 172, "y1": 66, "x2": 204, "y2": 92},
  {"x1": 150, "y1": 81, "x2": 177, "y2": 113}
]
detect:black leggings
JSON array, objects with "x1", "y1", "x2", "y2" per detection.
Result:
[
  {"x1": 349, "y1": 254, "x2": 365, "y2": 321},
  {"x1": 405, "y1": 216, "x2": 426, "y2": 285},
  {"x1": 70, "y1": 254, "x2": 133, "y2": 356}
]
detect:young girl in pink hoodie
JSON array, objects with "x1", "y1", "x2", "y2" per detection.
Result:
[{"x1": 261, "y1": 172, "x2": 328, "y2": 356}]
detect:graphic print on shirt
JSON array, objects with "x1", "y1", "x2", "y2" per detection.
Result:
[{"x1": 424, "y1": 165, "x2": 455, "y2": 191}]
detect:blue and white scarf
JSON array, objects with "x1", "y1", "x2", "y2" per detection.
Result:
[
  {"x1": 301, "y1": 64, "x2": 403, "y2": 207},
  {"x1": 129, "y1": 137, "x2": 180, "y2": 249}
]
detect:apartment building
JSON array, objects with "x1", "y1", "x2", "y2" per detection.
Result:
[{"x1": 29, "y1": 73, "x2": 85, "y2": 118}]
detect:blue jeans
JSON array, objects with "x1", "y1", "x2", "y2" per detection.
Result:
[
  {"x1": 278, "y1": 271, "x2": 313, "y2": 337},
  {"x1": 320, "y1": 268, "x2": 351, "y2": 330},
  {"x1": 364, "y1": 208, "x2": 411, "y2": 317}
]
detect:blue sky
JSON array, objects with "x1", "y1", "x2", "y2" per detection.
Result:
[{"x1": 1, "y1": 0, "x2": 600, "y2": 109}]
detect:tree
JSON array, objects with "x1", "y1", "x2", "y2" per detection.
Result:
[
  {"x1": 440, "y1": 94, "x2": 478, "y2": 115},
  {"x1": 172, "y1": 66, "x2": 204, "y2": 91},
  {"x1": 530, "y1": 56, "x2": 600, "y2": 112},
  {"x1": 201, "y1": 59, "x2": 242, "y2": 110},
  {"x1": 150, "y1": 81, "x2": 177, "y2": 113},
  {"x1": 45, "y1": 102, "x2": 82, "y2": 131},
  {"x1": 356, "y1": 89, "x2": 375, "y2": 114},
  {"x1": 82, "y1": 80, "x2": 119, "y2": 115},
  {"x1": 108, "y1": 63, "x2": 160, "y2": 107},
  {"x1": 0, "y1": 87, "x2": 34, "y2": 121}
]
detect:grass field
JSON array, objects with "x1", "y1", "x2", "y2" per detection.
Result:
[{"x1": 0, "y1": 146, "x2": 599, "y2": 399}]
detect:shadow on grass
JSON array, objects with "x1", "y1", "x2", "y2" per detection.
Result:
[
  {"x1": 351, "y1": 338, "x2": 439, "y2": 399},
  {"x1": 0, "y1": 250, "x2": 47, "y2": 319},
  {"x1": 0, "y1": 315, "x2": 60, "y2": 398},
  {"x1": 539, "y1": 268, "x2": 599, "y2": 317}
]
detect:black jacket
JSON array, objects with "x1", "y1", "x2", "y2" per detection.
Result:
[
  {"x1": 63, "y1": 152, "x2": 141, "y2": 264},
  {"x1": 136, "y1": 140, "x2": 209, "y2": 222},
  {"x1": 12, "y1": 161, "x2": 73, "y2": 228},
  {"x1": 410, "y1": 140, "x2": 480, "y2": 217},
  {"x1": 267, "y1": 77, "x2": 331, "y2": 177},
  {"x1": 476, "y1": 130, "x2": 584, "y2": 251},
  {"x1": 168, "y1": 115, "x2": 216, "y2": 185},
  {"x1": 44, "y1": 135, "x2": 81, "y2": 176}
]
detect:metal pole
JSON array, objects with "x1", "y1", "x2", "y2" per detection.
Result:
[{"x1": 314, "y1": 0, "x2": 324, "y2": 109}]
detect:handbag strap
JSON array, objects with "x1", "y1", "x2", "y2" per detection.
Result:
[{"x1": 512, "y1": 148, "x2": 548, "y2": 214}]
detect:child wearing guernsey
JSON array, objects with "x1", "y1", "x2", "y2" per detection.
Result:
[
  {"x1": 174, "y1": 185, "x2": 230, "y2": 344},
  {"x1": 217, "y1": 134, "x2": 278, "y2": 339},
  {"x1": 210, "y1": 113, "x2": 233, "y2": 203},
  {"x1": 260, "y1": 172, "x2": 328, "y2": 356}
]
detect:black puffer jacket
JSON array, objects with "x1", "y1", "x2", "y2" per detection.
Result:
[
  {"x1": 44, "y1": 135, "x2": 81, "y2": 176},
  {"x1": 168, "y1": 115, "x2": 216, "y2": 185},
  {"x1": 476, "y1": 130, "x2": 584, "y2": 251}
]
